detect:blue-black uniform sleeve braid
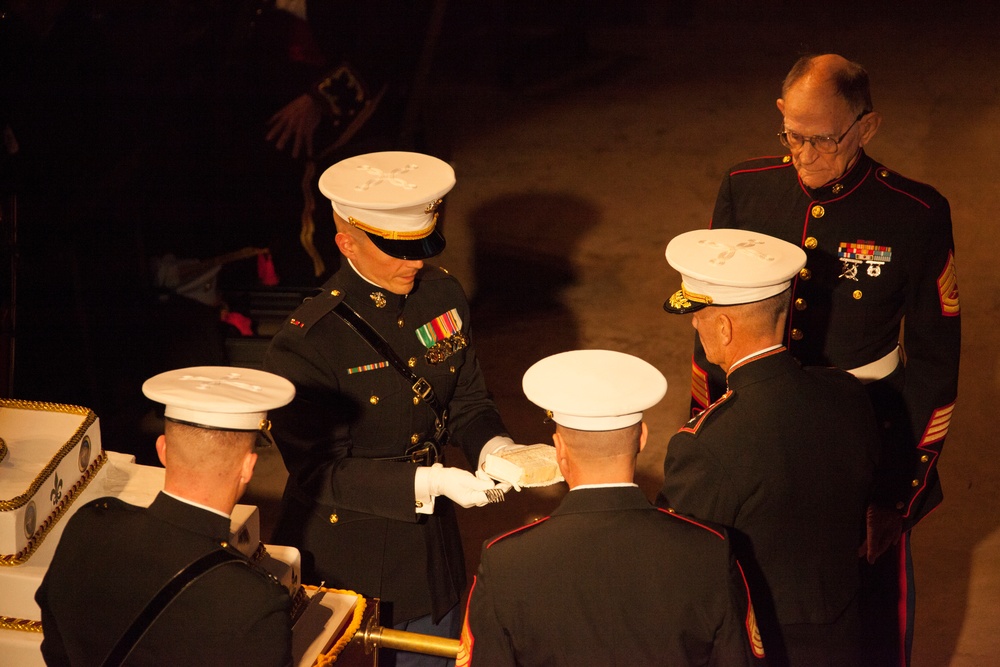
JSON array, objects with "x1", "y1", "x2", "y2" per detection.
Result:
[{"x1": 897, "y1": 191, "x2": 960, "y2": 524}]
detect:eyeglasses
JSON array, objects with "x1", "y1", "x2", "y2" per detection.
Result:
[{"x1": 778, "y1": 111, "x2": 869, "y2": 154}]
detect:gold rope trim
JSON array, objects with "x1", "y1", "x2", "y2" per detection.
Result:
[
  {"x1": 0, "y1": 399, "x2": 98, "y2": 512},
  {"x1": 0, "y1": 615, "x2": 43, "y2": 633},
  {"x1": 347, "y1": 214, "x2": 437, "y2": 241},
  {"x1": 307, "y1": 586, "x2": 367, "y2": 666},
  {"x1": 681, "y1": 283, "x2": 713, "y2": 305},
  {"x1": 0, "y1": 451, "x2": 108, "y2": 566}
]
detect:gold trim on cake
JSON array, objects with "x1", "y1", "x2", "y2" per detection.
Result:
[
  {"x1": 0, "y1": 451, "x2": 107, "y2": 566},
  {"x1": 0, "y1": 615, "x2": 43, "y2": 633},
  {"x1": 0, "y1": 399, "x2": 99, "y2": 512}
]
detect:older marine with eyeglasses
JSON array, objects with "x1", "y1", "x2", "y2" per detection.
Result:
[
  {"x1": 778, "y1": 109, "x2": 869, "y2": 155},
  {"x1": 688, "y1": 53, "x2": 960, "y2": 667}
]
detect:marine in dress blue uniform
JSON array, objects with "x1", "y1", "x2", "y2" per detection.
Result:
[
  {"x1": 36, "y1": 366, "x2": 297, "y2": 667},
  {"x1": 690, "y1": 54, "x2": 960, "y2": 666},
  {"x1": 460, "y1": 350, "x2": 766, "y2": 667},
  {"x1": 661, "y1": 229, "x2": 880, "y2": 666},
  {"x1": 263, "y1": 152, "x2": 535, "y2": 666}
]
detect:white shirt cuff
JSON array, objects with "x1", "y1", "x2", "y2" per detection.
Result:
[{"x1": 413, "y1": 466, "x2": 436, "y2": 515}]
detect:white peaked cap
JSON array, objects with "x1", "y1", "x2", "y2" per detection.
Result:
[
  {"x1": 522, "y1": 350, "x2": 668, "y2": 431},
  {"x1": 663, "y1": 228, "x2": 807, "y2": 313},
  {"x1": 318, "y1": 151, "x2": 455, "y2": 259},
  {"x1": 142, "y1": 366, "x2": 295, "y2": 431}
]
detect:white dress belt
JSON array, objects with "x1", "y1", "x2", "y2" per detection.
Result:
[{"x1": 846, "y1": 345, "x2": 901, "y2": 384}]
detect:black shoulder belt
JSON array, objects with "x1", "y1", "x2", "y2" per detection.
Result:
[
  {"x1": 332, "y1": 300, "x2": 448, "y2": 464},
  {"x1": 101, "y1": 549, "x2": 245, "y2": 667}
]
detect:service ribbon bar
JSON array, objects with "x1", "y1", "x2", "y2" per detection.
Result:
[
  {"x1": 347, "y1": 361, "x2": 390, "y2": 375},
  {"x1": 416, "y1": 309, "x2": 463, "y2": 349},
  {"x1": 838, "y1": 241, "x2": 892, "y2": 263}
]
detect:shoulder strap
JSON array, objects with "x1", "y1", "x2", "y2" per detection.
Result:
[
  {"x1": 101, "y1": 549, "x2": 245, "y2": 667},
  {"x1": 331, "y1": 300, "x2": 448, "y2": 432}
]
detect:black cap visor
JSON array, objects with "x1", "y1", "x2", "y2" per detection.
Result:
[{"x1": 367, "y1": 227, "x2": 446, "y2": 260}]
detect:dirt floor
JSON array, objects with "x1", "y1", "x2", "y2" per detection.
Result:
[{"x1": 246, "y1": 3, "x2": 1000, "y2": 665}]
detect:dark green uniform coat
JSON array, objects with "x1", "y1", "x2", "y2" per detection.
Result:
[{"x1": 264, "y1": 262, "x2": 507, "y2": 624}]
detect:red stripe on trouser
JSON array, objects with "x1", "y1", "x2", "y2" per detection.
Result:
[{"x1": 896, "y1": 531, "x2": 909, "y2": 667}]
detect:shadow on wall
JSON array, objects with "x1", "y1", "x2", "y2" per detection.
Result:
[
  {"x1": 466, "y1": 191, "x2": 601, "y2": 432},
  {"x1": 454, "y1": 191, "x2": 602, "y2": 580}
]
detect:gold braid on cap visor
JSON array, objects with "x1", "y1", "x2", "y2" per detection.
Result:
[
  {"x1": 348, "y1": 213, "x2": 438, "y2": 240},
  {"x1": 673, "y1": 282, "x2": 713, "y2": 307}
]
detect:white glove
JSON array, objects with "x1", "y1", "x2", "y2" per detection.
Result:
[
  {"x1": 416, "y1": 463, "x2": 496, "y2": 509},
  {"x1": 478, "y1": 437, "x2": 524, "y2": 491}
]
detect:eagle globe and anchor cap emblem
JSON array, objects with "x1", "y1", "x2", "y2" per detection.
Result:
[{"x1": 663, "y1": 229, "x2": 808, "y2": 314}]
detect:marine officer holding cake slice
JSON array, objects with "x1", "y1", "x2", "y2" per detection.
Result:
[
  {"x1": 459, "y1": 349, "x2": 767, "y2": 667},
  {"x1": 264, "y1": 151, "x2": 555, "y2": 666},
  {"x1": 36, "y1": 366, "x2": 296, "y2": 667},
  {"x1": 659, "y1": 229, "x2": 880, "y2": 667}
]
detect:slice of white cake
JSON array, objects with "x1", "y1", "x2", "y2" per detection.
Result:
[{"x1": 484, "y1": 444, "x2": 563, "y2": 488}]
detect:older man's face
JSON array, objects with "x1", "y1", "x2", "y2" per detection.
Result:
[{"x1": 777, "y1": 81, "x2": 868, "y2": 189}]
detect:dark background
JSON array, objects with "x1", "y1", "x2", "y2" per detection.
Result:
[{"x1": 2, "y1": 3, "x2": 997, "y2": 664}]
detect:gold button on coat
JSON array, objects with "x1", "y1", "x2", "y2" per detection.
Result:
[
  {"x1": 911, "y1": 479, "x2": 920, "y2": 487},
  {"x1": 791, "y1": 328, "x2": 804, "y2": 341},
  {"x1": 853, "y1": 290, "x2": 863, "y2": 300},
  {"x1": 794, "y1": 298, "x2": 807, "y2": 311},
  {"x1": 411, "y1": 434, "x2": 421, "y2": 444},
  {"x1": 799, "y1": 268, "x2": 812, "y2": 280},
  {"x1": 329, "y1": 514, "x2": 339, "y2": 524},
  {"x1": 369, "y1": 395, "x2": 379, "y2": 405},
  {"x1": 920, "y1": 455, "x2": 929, "y2": 463},
  {"x1": 805, "y1": 237, "x2": 818, "y2": 249},
  {"x1": 811, "y1": 205, "x2": 825, "y2": 218},
  {"x1": 408, "y1": 357, "x2": 417, "y2": 368}
]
